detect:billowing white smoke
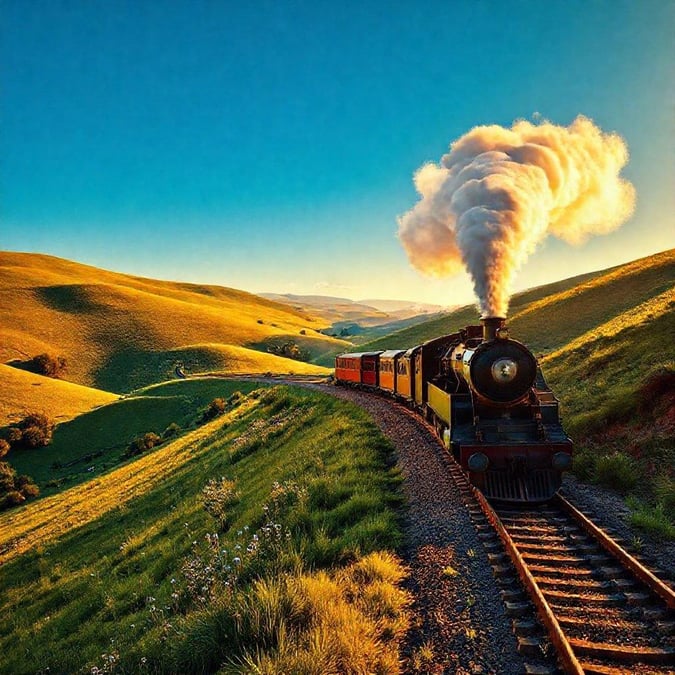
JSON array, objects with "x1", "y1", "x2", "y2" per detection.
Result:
[{"x1": 398, "y1": 115, "x2": 636, "y2": 317}]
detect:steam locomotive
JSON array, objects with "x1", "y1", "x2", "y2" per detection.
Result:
[{"x1": 335, "y1": 317, "x2": 572, "y2": 503}]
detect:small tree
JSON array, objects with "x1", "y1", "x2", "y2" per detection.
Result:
[
  {"x1": 0, "y1": 440, "x2": 9, "y2": 459},
  {"x1": 202, "y1": 398, "x2": 226, "y2": 422},
  {"x1": 125, "y1": 432, "x2": 162, "y2": 458},
  {"x1": 31, "y1": 353, "x2": 67, "y2": 378},
  {"x1": 162, "y1": 422, "x2": 181, "y2": 439}
]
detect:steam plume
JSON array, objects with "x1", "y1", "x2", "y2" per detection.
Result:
[{"x1": 398, "y1": 115, "x2": 635, "y2": 317}]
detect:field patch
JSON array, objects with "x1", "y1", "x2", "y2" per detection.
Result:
[{"x1": 6, "y1": 379, "x2": 264, "y2": 498}]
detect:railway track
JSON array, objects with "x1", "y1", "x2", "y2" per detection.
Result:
[
  {"x1": 325, "y1": 384, "x2": 675, "y2": 673},
  {"x1": 471, "y1": 487, "x2": 675, "y2": 674}
]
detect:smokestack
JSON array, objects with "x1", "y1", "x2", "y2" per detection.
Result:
[{"x1": 481, "y1": 316, "x2": 506, "y2": 341}]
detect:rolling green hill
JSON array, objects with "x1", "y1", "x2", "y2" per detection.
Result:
[
  {"x1": 0, "y1": 252, "x2": 343, "y2": 394},
  {"x1": 0, "y1": 250, "x2": 673, "y2": 674},
  {"x1": 0, "y1": 385, "x2": 406, "y2": 674}
]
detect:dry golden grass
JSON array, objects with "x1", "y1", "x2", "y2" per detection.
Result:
[
  {"x1": 542, "y1": 288, "x2": 675, "y2": 364},
  {"x1": 0, "y1": 363, "x2": 117, "y2": 427},
  {"x1": 0, "y1": 252, "x2": 345, "y2": 392},
  {"x1": 229, "y1": 551, "x2": 410, "y2": 674},
  {"x1": 0, "y1": 399, "x2": 257, "y2": 564}
]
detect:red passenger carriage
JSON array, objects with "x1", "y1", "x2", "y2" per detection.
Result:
[{"x1": 334, "y1": 352, "x2": 383, "y2": 387}]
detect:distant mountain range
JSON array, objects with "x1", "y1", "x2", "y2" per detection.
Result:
[{"x1": 258, "y1": 293, "x2": 451, "y2": 326}]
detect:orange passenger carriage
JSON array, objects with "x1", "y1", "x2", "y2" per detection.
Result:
[{"x1": 378, "y1": 350, "x2": 405, "y2": 393}]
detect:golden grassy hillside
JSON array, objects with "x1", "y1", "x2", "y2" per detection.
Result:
[
  {"x1": 0, "y1": 252, "x2": 342, "y2": 392},
  {"x1": 359, "y1": 249, "x2": 674, "y2": 353},
  {"x1": 0, "y1": 364, "x2": 118, "y2": 427}
]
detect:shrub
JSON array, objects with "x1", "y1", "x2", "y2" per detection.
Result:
[
  {"x1": 0, "y1": 462, "x2": 15, "y2": 491},
  {"x1": 17, "y1": 412, "x2": 54, "y2": 432},
  {"x1": 654, "y1": 474, "x2": 675, "y2": 515},
  {"x1": 0, "y1": 462, "x2": 39, "y2": 511},
  {"x1": 125, "y1": 432, "x2": 162, "y2": 458},
  {"x1": 571, "y1": 450, "x2": 595, "y2": 481},
  {"x1": 21, "y1": 425, "x2": 51, "y2": 448},
  {"x1": 142, "y1": 432, "x2": 161, "y2": 448},
  {"x1": 227, "y1": 391, "x2": 244, "y2": 407},
  {"x1": 7, "y1": 412, "x2": 54, "y2": 449},
  {"x1": 628, "y1": 499, "x2": 675, "y2": 540},
  {"x1": 202, "y1": 398, "x2": 226, "y2": 422},
  {"x1": 6, "y1": 428, "x2": 22, "y2": 445},
  {"x1": 20, "y1": 482, "x2": 40, "y2": 498},
  {"x1": 1, "y1": 490, "x2": 25, "y2": 509},
  {"x1": 0, "y1": 439, "x2": 9, "y2": 459},
  {"x1": 31, "y1": 352, "x2": 67, "y2": 378},
  {"x1": 593, "y1": 452, "x2": 638, "y2": 492},
  {"x1": 162, "y1": 422, "x2": 181, "y2": 439},
  {"x1": 266, "y1": 341, "x2": 309, "y2": 362}
]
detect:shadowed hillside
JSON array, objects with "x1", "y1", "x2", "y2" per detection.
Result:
[{"x1": 0, "y1": 252, "x2": 343, "y2": 392}]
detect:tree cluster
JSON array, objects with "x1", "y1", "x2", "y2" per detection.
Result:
[
  {"x1": 0, "y1": 462, "x2": 39, "y2": 510},
  {"x1": 124, "y1": 432, "x2": 162, "y2": 458},
  {"x1": 266, "y1": 341, "x2": 309, "y2": 361},
  {"x1": 4, "y1": 412, "x2": 54, "y2": 450}
]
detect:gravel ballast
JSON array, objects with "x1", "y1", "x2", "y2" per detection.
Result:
[{"x1": 310, "y1": 383, "x2": 527, "y2": 674}]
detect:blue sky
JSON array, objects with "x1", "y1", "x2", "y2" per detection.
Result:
[{"x1": 2, "y1": 0, "x2": 673, "y2": 306}]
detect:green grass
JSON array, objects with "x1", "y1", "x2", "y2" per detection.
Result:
[
  {"x1": 7, "y1": 379, "x2": 267, "y2": 497},
  {"x1": 542, "y1": 295, "x2": 674, "y2": 436},
  {"x1": 0, "y1": 386, "x2": 405, "y2": 674},
  {"x1": 627, "y1": 498, "x2": 675, "y2": 539}
]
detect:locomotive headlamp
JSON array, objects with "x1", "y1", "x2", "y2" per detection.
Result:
[
  {"x1": 491, "y1": 358, "x2": 518, "y2": 384},
  {"x1": 468, "y1": 452, "x2": 489, "y2": 472},
  {"x1": 552, "y1": 452, "x2": 572, "y2": 471}
]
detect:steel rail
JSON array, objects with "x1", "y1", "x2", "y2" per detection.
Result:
[
  {"x1": 473, "y1": 487, "x2": 584, "y2": 675},
  {"x1": 554, "y1": 493, "x2": 675, "y2": 610}
]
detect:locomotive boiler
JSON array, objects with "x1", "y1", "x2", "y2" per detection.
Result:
[{"x1": 335, "y1": 317, "x2": 572, "y2": 502}]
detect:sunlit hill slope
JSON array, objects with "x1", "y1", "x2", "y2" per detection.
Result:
[
  {"x1": 0, "y1": 252, "x2": 342, "y2": 393},
  {"x1": 0, "y1": 363, "x2": 117, "y2": 427}
]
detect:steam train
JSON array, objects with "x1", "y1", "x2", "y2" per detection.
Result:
[{"x1": 334, "y1": 317, "x2": 572, "y2": 503}]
